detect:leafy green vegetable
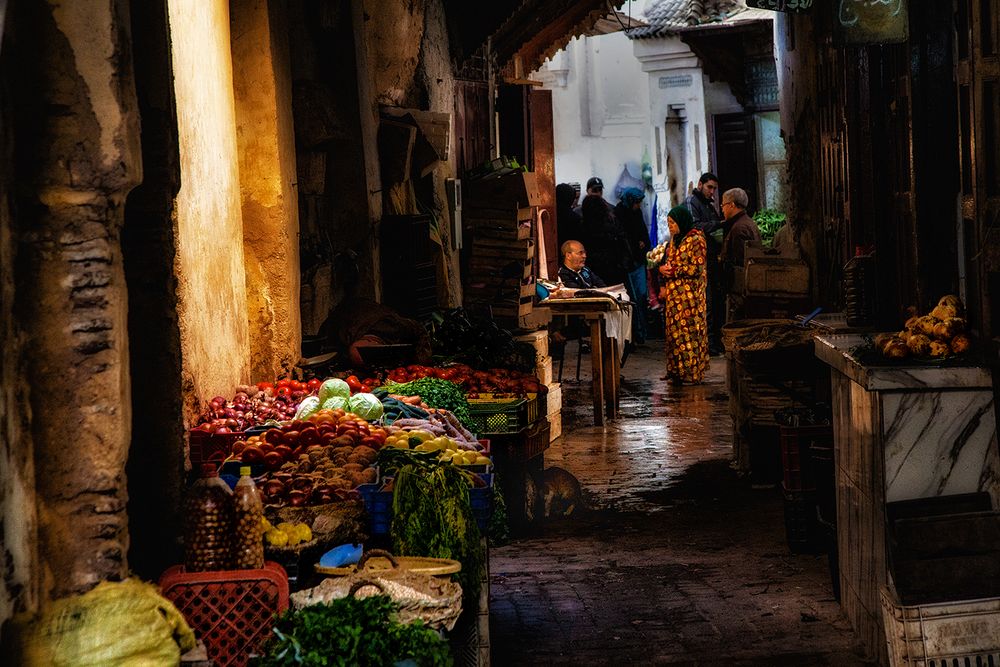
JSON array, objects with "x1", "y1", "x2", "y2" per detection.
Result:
[
  {"x1": 387, "y1": 451, "x2": 484, "y2": 606},
  {"x1": 256, "y1": 596, "x2": 452, "y2": 667},
  {"x1": 753, "y1": 208, "x2": 787, "y2": 248},
  {"x1": 380, "y1": 378, "x2": 473, "y2": 430}
]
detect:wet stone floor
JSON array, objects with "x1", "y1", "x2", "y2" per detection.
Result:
[{"x1": 489, "y1": 343, "x2": 868, "y2": 666}]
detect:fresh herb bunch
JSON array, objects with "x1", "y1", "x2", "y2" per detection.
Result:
[
  {"x1": 391, "y1": 461, "x2": 484, "y2": 605},
  {"x1": 256, "y1": 596, "x2": 452, "y2": 667},
  {"x1": 380, "y1": 377, "x2": 473, "y2": 430},
  {"x1": 753, "y1": 208, "x2": 787, "y2": 248}
]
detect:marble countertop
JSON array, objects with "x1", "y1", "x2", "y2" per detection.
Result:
[{"x1": 814, "y1": 334, "x2": 993, "y2": 391}]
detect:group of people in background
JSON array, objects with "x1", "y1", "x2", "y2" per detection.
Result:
[
  {"x1": 556, "y1": 177, "x2": 650, "y2": 345},
  {"x1": 555, "y1": 171, "x2": 760, "y2": 387}
]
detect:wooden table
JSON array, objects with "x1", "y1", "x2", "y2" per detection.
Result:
[{"x1": 541, "y1": 297, "x2": 630, "y2": 426}]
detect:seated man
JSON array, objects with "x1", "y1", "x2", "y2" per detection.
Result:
[{"x1": 557, "y1": 240, "x2": 606, "y2": 289}]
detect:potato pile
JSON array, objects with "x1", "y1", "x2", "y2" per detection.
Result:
[{"x1": 876, "y1": 295, "x2": 972, "y2": 360}]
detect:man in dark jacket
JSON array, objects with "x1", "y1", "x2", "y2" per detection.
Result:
[
  {"x1": 720, "y1": 187, "x2": 761, "y2": 320},
  {"x1": 557, "y1": 240, "x2": 607, "y2": 288},
  {"x1": 685, "y1": 172, "x2": 724, "y2": 355}
]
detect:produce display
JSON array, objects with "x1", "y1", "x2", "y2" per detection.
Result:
[
  {"x1": 427, "y1": 307, "x2": 532, "y2": 371},
  {"x1": 384, "y1": 430, "x2": 491, "y2": 467},
  {"x1": 261, "y1": 518, "x2": 313, "y2": 548},
  {"x1": 385, "y1": 410, "x2": 482, "y2": 450},
  {"x1": 257, "y1": 595, "x2": 452, "y2": 667},
  {"x1": 378, "y1": 448, "x2": 485, "y2": 604},
  {"x1": 875, "y1": 295, "x2": 972, "y2": 360},
  {"x1": 382, "y1": 365, "x2": 544, "y2": 396},
  {"x1": 380, "y1": 377, "x2": 474, "y2": 429},
  {"x1": 247, "y1": 410, "x2": 384, "y2": 507},
  {"x1": 377, "y1": 392, "x2": 431, "y2": 424}
]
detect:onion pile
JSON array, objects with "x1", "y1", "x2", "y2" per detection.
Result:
[{"x1": 194, "y1": 387, "x2": 304, "y2": 434}]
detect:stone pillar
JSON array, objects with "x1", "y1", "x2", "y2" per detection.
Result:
[
  {"x1": 231, "y1": 0, "x2": 303, "y2": 381},
  {"x1": 6, "y1": 0, "x2": 141, "y2": 601}
]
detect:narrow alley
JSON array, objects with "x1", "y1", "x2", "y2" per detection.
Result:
[{"x1": 490, "y1": 345, "x2": 865, "y2": 665}]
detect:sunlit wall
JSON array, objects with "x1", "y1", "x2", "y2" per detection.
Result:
[{"x1": 168, "y1": 0, "x2": 251, "y2": 413}]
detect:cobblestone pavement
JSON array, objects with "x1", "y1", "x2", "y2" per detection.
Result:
[{"x1": 489, "y1": 343, "x2": 868, "y2": 666}]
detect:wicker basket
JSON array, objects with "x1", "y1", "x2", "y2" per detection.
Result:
[{"x1": 290, "y1": 568, "x2": 463, "y2": 631}]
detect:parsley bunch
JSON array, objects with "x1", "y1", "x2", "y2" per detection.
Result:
[{"x1": 256, "y1": 596, "x2": 452, "y2": 667}]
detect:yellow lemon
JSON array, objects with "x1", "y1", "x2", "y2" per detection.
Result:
[
  {"x1": 295, "y1": 524, "x2": 313, "y2": 542},
  {"x1": 265, "y1": 530, "x2": 288, "y2": 547}
]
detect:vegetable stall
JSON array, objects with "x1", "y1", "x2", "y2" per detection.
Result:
[{"x1": 154, "y1": 307, "x2": 556, "y2": 666}]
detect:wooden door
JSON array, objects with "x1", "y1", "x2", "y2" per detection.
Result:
[
  {"x1": 454, "y1": 80, "x2": 491, "y2": 176},
  {"x1": 955, "y1": 0, "x2": 1000, "y2": 345},
  {"x1": 529, "y1": 88, "x2": 557, "y2": 279},
  {"x1": 712, "y1": 113, "x2": 759, "y2": 213}
]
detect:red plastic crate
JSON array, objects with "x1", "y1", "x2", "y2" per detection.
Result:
[
  {"x1": 159, "y1": 561, "x2": 289, "y2": 667},
  {"x1": 188, "y1": 429, "x2": 246, "y2": 466},
  {"x1": 778, "y1": 424, "x2": 833, "y2": 492}
]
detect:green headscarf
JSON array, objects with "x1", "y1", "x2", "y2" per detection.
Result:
[{"x1": 668, "y1": 205, "x2": 695, "y2": 246}]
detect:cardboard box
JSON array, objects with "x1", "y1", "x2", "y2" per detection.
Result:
[
  {"x1": 515, "y1": 329, "x2": 549, "y2": 360},
  {"x1": 548, "y1": 410, "x2": 562, "y2": 442},
  {"x1": 535, "y1": 355, "x2": 553, "y2": 386},
  {"x1": 545, "y1": 382, "x2": 562, "y2": 417}
]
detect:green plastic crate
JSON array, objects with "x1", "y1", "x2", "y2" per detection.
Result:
[{"x1": 466, "y1": 393, "x2": 539, "y2": 435}]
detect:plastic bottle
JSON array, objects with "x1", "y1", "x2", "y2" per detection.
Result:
[
  {"x1": 183, "y1": 464, "x2": 234, "y2": 571},
  {"x1": 232, "y1": 466, "x2": 265, "y2": 569}
]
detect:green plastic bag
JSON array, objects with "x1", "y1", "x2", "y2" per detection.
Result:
[{"x1": 8, "y1": 578, "x2": 195, "y2": 666}]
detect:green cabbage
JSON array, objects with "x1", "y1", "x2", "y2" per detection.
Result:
[
  {"x1": 347, "y1": 393, "x2": 384, "y2": 421},
  {"x1": 318, "y1": 378, "x2": 351, "y2": 404},
  {"x1": 321, "y1": 396, "x2": 348, "y2": 411},
  {"x1": 294, "y1": 396, "x2": 321, "y2": 421}
]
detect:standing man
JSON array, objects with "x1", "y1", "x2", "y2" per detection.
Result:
[
  {"x1": 720, "y1": 187, "x2": 761, "y2": 321},
  {"x1": 576, "y1": 177, "x2": 613, "y2": 215},
  {"x1": 685, "y1": 172, "x2": 724, "y2": 355}
]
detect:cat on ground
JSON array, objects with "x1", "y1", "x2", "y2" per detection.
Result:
[{"x1": 524, "y1": 466, "x2": 588, "y2": 521}]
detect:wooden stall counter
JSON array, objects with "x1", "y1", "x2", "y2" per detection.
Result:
[{"x1": 541, "y1": 295, "x2": 631, "y2": 426}]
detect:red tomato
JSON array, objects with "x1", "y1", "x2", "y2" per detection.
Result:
[
  {"x1": 307, "y1": 378, "x2": 322, "y2": 391},
  {"x1": 276, "y1": 386, "x2": 291, "y2": 397},
  {"x1": 345, "y1": 375, "x2": 362, "y2": 393},
  {"x1": 256, "y1": 381, "x2": 274, "y2": 391},
  {"x1": 276, "y1": 378, "x2": 292, "y2": 388},
  {"x1": 360, "y1": 384, "x2": 371, "y2": 394}
]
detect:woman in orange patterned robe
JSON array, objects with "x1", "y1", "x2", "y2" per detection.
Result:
[{"x1": 658, "y1": 205, "x2": 709, "y2": 384}]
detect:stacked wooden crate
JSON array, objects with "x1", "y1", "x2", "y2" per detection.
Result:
[
  {"x1": 464, "y1": 173, "x2": 541, "y2": 331},
  {"x1": 514, "y1": 329, "x2": 561, "y2": 442}
]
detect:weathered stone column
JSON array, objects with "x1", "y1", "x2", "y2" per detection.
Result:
[{"x1": 7, "y1": 0, "x2": 141, "y2": 601}]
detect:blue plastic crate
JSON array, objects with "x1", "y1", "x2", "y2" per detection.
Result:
[{"x1": 358, "y1": 474, "x2": 493, "y2": 535}]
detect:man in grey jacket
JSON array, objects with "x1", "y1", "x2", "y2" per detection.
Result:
[{"x1": 684, "y1": 172, "x2": 724, "y2": 355}]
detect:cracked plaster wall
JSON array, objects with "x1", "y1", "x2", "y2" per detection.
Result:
[{"x1": 2, "y1": 0, "x2": 141, "y2": 615}]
